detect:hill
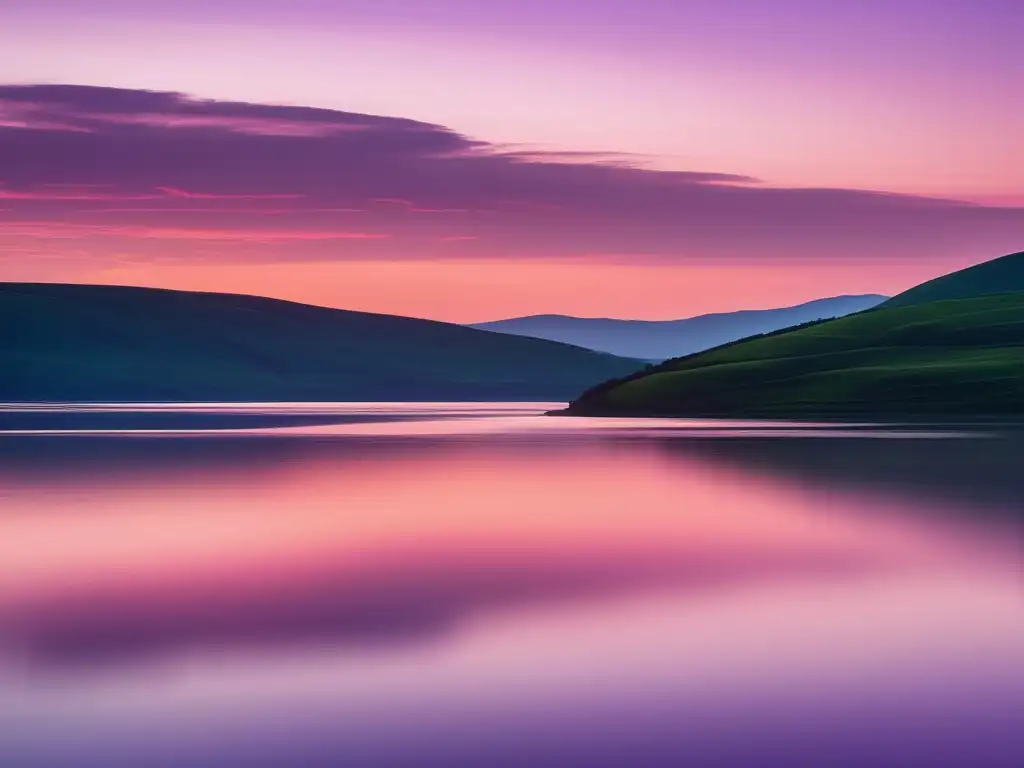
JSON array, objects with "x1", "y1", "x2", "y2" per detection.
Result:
[
  {"x1": 470, "y1": 295, "x2": 887, "y2": 360},
  {"x1": 562, "y1": 252, "x2": 1024, "y2": 419},
  {"x1": 0, "y1": 283, "x2": 643, "y2": 402},
  {"x1": 883, "y1": 250, "x2": 1024, "y2": 308}
]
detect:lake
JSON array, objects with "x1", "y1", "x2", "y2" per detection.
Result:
[{"x1": 1, "y1": 403, "x2": 1022, "y2": 767}]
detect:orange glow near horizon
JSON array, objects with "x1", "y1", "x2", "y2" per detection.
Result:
[{"x1": 78, "y1": 257, "x2": 972, "y2": 322}]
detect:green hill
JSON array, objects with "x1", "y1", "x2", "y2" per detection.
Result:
[
  {"x1": 0, "y1": 283, "x2": 643, "y2": 402},
  {"x1": 563, "y1": 252, "x2": 1024, "y2": 420},
  {"x1": 883, "y1": 250, "x2": 1024, "y2": 308}
]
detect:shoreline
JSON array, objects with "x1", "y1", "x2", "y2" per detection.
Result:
[{"x1": 547, "y1": 407, "x2": 1024, "y2": 428}]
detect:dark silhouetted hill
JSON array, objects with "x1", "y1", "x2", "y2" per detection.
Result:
[{"x1": 1, "y1": 283, "x2": 643, "y2": 402}]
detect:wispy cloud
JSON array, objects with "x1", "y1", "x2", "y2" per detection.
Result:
[
  {"x1": 0, "y1": 83, "x2": 1021, "y2": 267},
  {"x1": 0, "y1": 220, "x2": 389, "y2": 243},
  {"x1": 155, "y1": 186, "x2": 305, "y2": 200}
]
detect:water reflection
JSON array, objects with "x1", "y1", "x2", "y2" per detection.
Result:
[
  {"x1": 1, "y1": 405, "x2": 1022, "y2": 767},
  {"x1": 654, "y1": 432, "x2": 1024, "y2": 518}
]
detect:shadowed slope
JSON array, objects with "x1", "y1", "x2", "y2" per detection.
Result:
[{"x1": 1, "y1": 283, "x2": 643, "y2": 402}]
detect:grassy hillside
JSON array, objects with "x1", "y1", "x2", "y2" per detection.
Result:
[
  {"x1": 0, "y1": 283, "x2": 643, "y2": 402},
  {"x1": 883, "y1": 250, "x2": 1024, "y2": 308},
  {"x1": 564, "y1": 292, "x2": 1024, "y2": 419}
]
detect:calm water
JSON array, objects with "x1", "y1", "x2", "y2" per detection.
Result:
[{"x1": 1, "y1": 403, "x2": 1022, "y2": 768}]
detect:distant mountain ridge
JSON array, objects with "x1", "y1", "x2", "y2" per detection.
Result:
[
  {"x1": 470, "y1": 295, "x2": 888, "y2": 360},
  {"x1": 0, "y1": 283, "x2": 643, "y2": 402}
]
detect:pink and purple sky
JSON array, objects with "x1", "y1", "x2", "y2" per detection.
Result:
[{"x1": 2, "y1": 0, "x2": 1022, "y2": 321}]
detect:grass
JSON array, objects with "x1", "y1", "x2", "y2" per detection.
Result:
[{"x1": 567, "y1": 293, "x2": 1024, "y2": 418}]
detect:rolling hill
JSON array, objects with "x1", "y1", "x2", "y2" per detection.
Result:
[
  {"x1": 562, "y1": 251, "x2": 1024, "y2": 419},
  {"x1": 0, "y1": 283, "x2": 644, "y2": 402},
  {"x1": 882, "y1": 251, "x2": 1024, "y2": 309},
  {"x1": 470, "y1": 295, "x2": 887, "y2": 360}
]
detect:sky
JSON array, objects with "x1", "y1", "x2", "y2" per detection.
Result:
[{"x1": 2, "y1": 0, "x2": 1022, "y2": 321}]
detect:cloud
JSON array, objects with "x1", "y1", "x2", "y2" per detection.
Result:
[
  {"x1": 0, "y1": 187, "x2": 164, "y2": 201},
  {"x1": 0, "y1": 220, "x2": 389, "y2": 243},
  {"x1": 0, "y1": 83, "x2": 451, "y2": 135},
  {"x1": 0, "y1": 184, "x2": 304, "y2": 202},
  {"x1": 0, "y1": 83, "x2": 1022, "y2": 264},
  {"x1": 155, "y1": 186, "x2": 304, "y2": 200}
]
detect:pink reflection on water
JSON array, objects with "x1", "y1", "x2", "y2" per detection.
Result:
[
  {"x1": 0, "y1": 407, "x2": 1021, "y2": 767},
  {"x1": 1, "y1": 426, "x2": 1014, "y2": 668}
]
